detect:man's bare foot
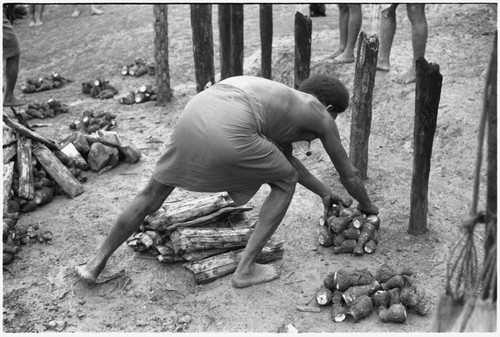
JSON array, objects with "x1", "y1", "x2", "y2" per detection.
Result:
[
  {"x1": 394, "y1": 70, "x2": 416, "y2": 84},
  {"x1": 28, "y1": 20, "x2": 35, "y2": 27},
  {"x1": 34, "y1": 20, "x2": 43, "y2": 26},
  {"x1": 3, "y1": 97, "x2": 26, "y2": 107},
  {"x1": 75, "y1": 264, "x2": 98, "y2": 283},
  {"x1": 329, "y1": 49, "x2": 344, "y2": 59},
  {"x1": 231, "y1": 263, "x2": 279, "y2": 288},
  {"x1": 376, "y1": 61, "x2": 390, "y2": 72},
  {"x1": 71, "y1": 9, "x2": 81, "y2": 17},
  {"x1": 332, "y1": 51, "x2": 355, "y2": 64}
]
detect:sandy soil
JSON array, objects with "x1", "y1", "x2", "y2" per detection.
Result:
[{"x1": 2, "y1": 3, "x2": 497, "y2": 333}]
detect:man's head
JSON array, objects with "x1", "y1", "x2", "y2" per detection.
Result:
[{"x1": 298, "y1": 74, "x2": 350, "y2": 116}]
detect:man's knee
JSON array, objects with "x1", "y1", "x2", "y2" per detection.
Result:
[
  {"x1": 407, "y1": 4, "x2": 426, "y2": 22},
  {"x1": 275, "y1": 169, "x2": 299, "y2": 195}
]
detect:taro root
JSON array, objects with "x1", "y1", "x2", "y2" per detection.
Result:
[
  {"x1": 348, "y1": 295, "x2": 373, "y2": 322},
  {"x1": 328, "y1": 216, "x2": 351, "y2": 234},
  {"x1": 364, "y1": 240, "x2": 377, "y2": 254},
  {"x1": 351, "y1": 214, "x2": 366, "y2": 229},
  {"x1": 333, "y1": 239, "x2": 356, "y2": 254},
  {"x1": 317, "y1": 227, "x2": 334, "y2": 247},
  {"x1": 375, "y1": 263, "x2": 414, "y2": 283},
  {"x1": 41, "y1": 230, "x2": 53, "y2": 242},
  {"x1": 333, "y1": 234, "x2": 345, "y2": 247},
  {"x1": 327, "y1": 203, "x2": 343, "y2": 218},
  {"x1": 323, "y1": 272, "x2": 336, "y2": 291},
  {"x1": 333, "y1": 268, "x2": 375, "y2": 291},
  {"x1": 381, "y1": 274, "x2": 406, "y2": 290},
  {"x1": 34, "y1": 186, "x2": 54, "y2": 206},
  {"x1": 330, "y1": 289, "x2": 347, "y2": 322},
  {"x1": 400, "y1": 287, "x2": 430, "y2": 316},
  {"x1": 342, "y1": 225, "x2": 361, "y2": 240},
  {"x1": 371, "y1": 290, "x2": 390, "y2": 312},
  {"x1": 342, "y1": 280, "x2": 381, "y2": 306},
  {"x1": 3, "y1": 252, "x2": 14, "y2": 265},
  {"x1": 315, "y1": 286, "x2": 333, "y2": 306},
  {"x1": 353, "y1": 223, "x2": 375, "y2": 256},
  {"x1": 366, "y1": 214, "x2": 381, "y2": 230},
  {"x1": 379, "y1": 303, "x2": 407, "y2": 323},
  {"x1": 388, "y1": 287, "x2": 401, "y2": 305}
]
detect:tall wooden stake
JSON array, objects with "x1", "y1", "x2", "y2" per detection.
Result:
[
  {"x1": 230, "y1": 4, "x2": 244, "y2": 76},
  {"x1": 294, "y1": 11, "x2": 312, "y2": 89},
  {"x1": 408, "y1": 57, "x2": 443, "y2": 235},
  {"x1": 190, "y1": 4, "x2": 215, "y2": 93},
  {"x1": 260, "y1": 4, "x2": 273, "y2": 79},
  {"x1": 153, "y1": 5, "x2": 172, "y2": 105},
  {"x1": 349, "y1": 32, "x2": 379, "y2": 180},
  {"x1": 218, "y1": 5, "x2": 231, "y2": 80}
]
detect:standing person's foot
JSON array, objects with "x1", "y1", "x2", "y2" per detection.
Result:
[
  {"x1": 329, "y1": 48, "x2": 344, "y2": 60},
  {"x1": 332, "y1": 51, "x2": 355, "y2": 64},
  {"x1": 394, "y1": 69, "x2": 416, "y2": 84},
  {"x1": 71, "y1": 9, "x2": 81, "y2": 17},
  {"x1": 376, "y1": 60, "x2": 391, "y2": 72},
  {"x1": 3, "y1": 96, "x2": 26, "y2": 107},
  {"x1": 28, "y1": 20, "x2": 35, "y2": 27},
  {"x1": 90, "y1": 6, "x2": 104, "y2": 15},
  {"x1": 34, "y1": 20, "x2": 43, "y2": 26}
]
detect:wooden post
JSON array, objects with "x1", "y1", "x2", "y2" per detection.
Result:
[
  {"x1": 218, "y1": 4, "x2": 231, "y2": 80},
  {"x1": 190, "y1": 4, "x2": 215, "y2": 93},
  {"x1": 260, "y1": 4, "x2": 273, "y2": 79},
  {"x1": 294, "y1": 11, "x2": 312, "y2": 89},
  {"x1": 408, "y1": 57, "x2": 442, "y2": 235},
  {"x1": 484, "y1": 32, "x2": 497, "y2": 273},
  {"x1": 349, "y1": 32, "x2": 379, "y2": 180},
  {"x1": 16, "y1": 136, "x2": 34, "y2": 200},
  {"x1": 153, "y1": 4, "x2": 172, "y2": 105},
  {"x1": 33, "y1": 144, "x2": 84, "y2": 199},
  {"x1": 3, "y1": 162, "x2": 14, "y2": 212},
  {"x1": 230, "y1": 4, "x2": 244, "y2": 76}
]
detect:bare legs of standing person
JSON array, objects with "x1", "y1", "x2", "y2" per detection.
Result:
[
  {"x1": 3, "y1": 53, "x2": 25, "y2": 107},
  {"x1": 71, "y1": 5, "x2": 104, "y2": 17},
  {"x1": 331, "y1": 4, "x2": 362, "y2": 64}
]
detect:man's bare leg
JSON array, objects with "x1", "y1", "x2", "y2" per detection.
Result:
[
  {"x1": 333, "y1": 4, "x2": 362, "y2": 64},
  {"x1": 75, "y1": 178, "x2": 175, "y2": 282},
  {"x1": 3, "y1": 53, "x2": 25, "y2": 107},
  {"x1": 377, "y1": 4, "x2": 398, "y2": 72},
  {"x1": 330, "y1": 5, "x2": 349, "y2": 59},
  {"x1": 396, "y1": 4, "x2": 427, "y2": 84},
  {"x1": 232, "y1": 175, "x2": 298, "y2": 288}
]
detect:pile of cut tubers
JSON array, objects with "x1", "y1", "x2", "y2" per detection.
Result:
[
  {"x1": 314, "y1": 264, "x2": 430, "y2": 323},
  {"x1": 121, "y1": 57, "x2": 155, "y2": 77},
  {"x1": 318, "y1": 204, "x2": 380, "y2": 256},
  {"x1": 20, "y1": 72, "x2": 72, "y2": 93},
  {"x1": 68, "y1": 109, "x2": 117, "y2": 134},
  {"x1": 118, "y1": 84, "x2": 157, "y2": 105},
  {"x1": 19, "y1": 99, "x2": 70, "y2": 121},
  {"x1": 81, "y1": 78, "x2": 119, "y2": 99}
]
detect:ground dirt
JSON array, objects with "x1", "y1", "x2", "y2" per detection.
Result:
[{"x1": 2, "y1": 3, "x2": 497, "y2": 334}]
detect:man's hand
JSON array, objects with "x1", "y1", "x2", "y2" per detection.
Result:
[
  {"x1": 357, "y1": 202, "x2": 379, "y2": 216},
  {"x1": 322, "y1": 191, "x2": 353, "y2": 219}
]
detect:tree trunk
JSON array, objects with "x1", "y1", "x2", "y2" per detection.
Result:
[
  {"x1": 190, "y1": 4, "x2": 215, "y2": 93},
  {"x1": 218, "y1": 4, "x2": 232, "y2": 80},
  {"x1": 294, "y1": 11, "x2": 312, "y2": 89},
  {"x1": 16, "y1": 136, "x2": 34, "y2": 200},
  {"x1": 170, "y1": 226, "x2": 253, "y2": 254},
  {"x1": 260, "y1": 4, "x2": 273, "y2": 79},
  {"x1": 230, "y1": 4, "x2": 244, "y2": 76},
  {"x1": 153, "y1": 4, "x2": 172, "y2": 106},
  {"x1": 184, "y1": 239, "x2": 285, "y2": 284},
  {"x1": 408, "y1": 58, "x2": 442, "y2": 235},
  {"x1": 350, "y1": 32, "x2": 379, "y2": 180},
  {"x1": 33, "y1": 144, "x2": 84, "y2": 199}
]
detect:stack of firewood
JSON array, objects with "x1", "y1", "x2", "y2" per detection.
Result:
[
  {"x1": 118, "y1": 84, "x2": 157, "y2": 105},
  {"x1": 81, "y1": 78, "x2": 119, "y2": 99},
  {"x1": 18, "y1": 99, "x2": 70, "y2": 121},
  {"x1": 127, "y1": 193, "x2": 285, "y2": 284},
  {"x1": 313, "y1": 264, "x2": 430, "y2": 323},
  {"x1": 20, "y1": 72, "x2": 72, "y2": 94},
  {"x1": 68, "y1": 109, "x2": 117, "y2": 134},
  {"x1": 317, "y1": 205, "x2": 380, "y2": 256},
  {"x1": 121, "y1": 57, "x2": 155, "y2": 77}
]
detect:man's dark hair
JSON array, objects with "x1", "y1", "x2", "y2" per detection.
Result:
[{"x1": 298, "y1": 74, "x2": 350, "y2": 113}]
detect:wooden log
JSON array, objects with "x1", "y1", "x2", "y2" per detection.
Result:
[
  {"x1": 3, "y1": 123, "x2": 18, "y2": 147},
  {"x1": 3, "y1": 144, "x2": 17, "y2": 164},
  {"x1": 218, "y1": 4, "x2": 232, "y2": 80},
  {"x1": 260, "y1": 4, "x2": 273, "y2": 79},
  {"x1": 164, "y1": 206, "x2": 252, "y2": 232},
  {"x1": 230, "y1": 4, "x2": 244, "y2": 76},
  {"x1": 32, "y1": 144, "x2": 84, "y2": 198},
  {"x1": 170, "y1": 226, "x2": 253, "y2": 254},
  {"x1": 3, "y1": 162, "x2": 15, "y2": 213},
  {"x1": 182, "y1": 248, "x2": 230, "y2": 262},
  {"x1": 190, "y1": 4, "x2": 215, "y2": 93},
  {"x1": 146, "y1": 193, "x2": 235, "y2": 231},
  {"x1": 294, "y1": 11, "x2": 312, "y2": 89},
  {"x1": 408, "y1": 58, "x2": 442, "y2": 235},
  {"x1": 349, "y1": 31, "x2": 379, "y2": 180},
  {"x1": 184, "y1": 239, "x2": 285, "y2": 284},
  {"x1": 16, "y1": 136, "x2": 34, "y2": 200},
  {"x1": 3, "y1": 114, "x2": 59, "y2": 151}
]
